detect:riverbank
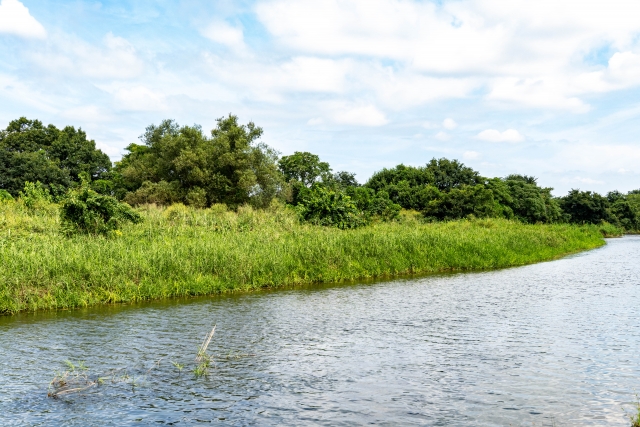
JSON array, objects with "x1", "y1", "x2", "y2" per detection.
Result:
[{"x1": 0, "y1": 202, "x2": 609, "y2": 314}]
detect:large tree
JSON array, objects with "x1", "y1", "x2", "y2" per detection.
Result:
[
  {"x1": 278, "y1": 151, "x2": 331, "y2": 187},
  {"x1": 559, "y1": 190, "x2": 614, "y2": 224},
  {"x1": 116, "y1": 115, "x2": 283, "y2": 208},
  {"x1": 486, "y1": 175, "x2": 563, "y2": 224},
  {"x1": 0, "y1": 117, "x2": 111, "y2": 197},
  {"x1": 365, "y1": 158, "x2": 484, "y2": 212}
]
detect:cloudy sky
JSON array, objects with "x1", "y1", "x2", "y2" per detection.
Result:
[{"x1": 1, "y1": 0, "x2": 640, "y2": 194}]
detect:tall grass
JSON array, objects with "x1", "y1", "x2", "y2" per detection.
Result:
[{"x1": 0, "y1": 200, "x2": 608, "y2": 314}]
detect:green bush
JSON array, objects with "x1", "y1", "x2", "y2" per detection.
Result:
[
  {"x1": 345, "y1": 187, "x2": 401, "y2": 221},
  {"x1": 163, "y1": 203, "x2": 191, "y2": 223},
  {"x1": 422, "y1": 184, "x2": 500, "y2": 221},
  {"x1": 60, "y1": 185, "x2": 142, "y2": 235},
  {"x1": 295, "y1": 184, "x2": 365, "y2": 229},
  {"x1": 0, "y1": 189, "x2": 13, "y2": 203},
  {"x1": 124, "y1": 180, "x2": 181, "y2": 206},
  {"x1": 19, "y1": 181, "x2": 52, "y2": 210}
]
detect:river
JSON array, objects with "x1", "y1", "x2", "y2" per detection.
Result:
[{"x1": 1, "y1": 236, "x2": 639, "y2": 426}]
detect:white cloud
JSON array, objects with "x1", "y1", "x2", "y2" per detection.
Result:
[
  {"x1": 435, "y1": 131, "x2": 450, "y2": 141},
  {"x1": 202, "y1": 54, "x2": 349, "y2": 101},
  {"x1": 443, "y1": 118, "x2": 457, "y2": 130},
  {"x1": 358, "y1": 67, "x2": 478, "y2": 109},
  {"x1": 463, "y1": 150, "x2": 480, "y2": 160},
  {"x1": 256, "y1": 0, "x2": 640, "y2": 110},
  {"x1": 487, "y1": 77, "x2": 590, "y2": 113},
  {"x1": 0, "y1": 0, "x2": 45, "y2": 39},
  {"x1": 256, "y1": 0, "x2": 506, "y2": 73},
  {"x1": 574, "y1": 51, "x2": 640, "y2": 93},
  {"x1": 554, "y1": 143, "x2": 640, "y2": 172},
  {"x1": 59, "y1": 105, "x2": 112, "y2": 123},
  {"x1": 573, "y1": 177, "x2": 604, "y2": 185},
  {"x1": 477, "y1": 129, "x2": 524, "y2": 143},
  {"x1": 422, "y1": 121, "x2": 438, "y2": 129},
  {"x1": 307, "y1": 117, "x2": 323, "y2": 125},
  {"x1": 202, "y1": 21, "x2": 246, "y2": 51},
  {"x1": 114, "y1": 86, "x2": 167, "y2": 111},
  {"x1": 280, "y1": 57, "x2": 348, "y2": 93},
  {"x1": 330, "y1": 103, "x2": 388, "y2": 127},
  {"x1": 0, "y1": 72, "x2": 57, "y2": 112},
  {"x1": 29, "y1": 32, "x2": 143, "y2": 79}
]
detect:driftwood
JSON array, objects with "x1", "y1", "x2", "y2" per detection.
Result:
[{"x1": 196, "y1": 325, "x2": 216, "y2": 363}]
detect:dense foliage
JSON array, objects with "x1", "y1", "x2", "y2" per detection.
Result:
[
  {"x1": 0, "y1": 117, "x2": 111, "y2": 198},
  {"x1": 0, "y1": 117, "x2": 638, "y2": 231},
  {"x1": 559, "y1": 189, "x2": 640, "y2": 229},
  {"x1": 278, "y1": 151, "x2": 401, "y2": 227},
  {"x1": 278, "y1": 151, "x2": 331, "y2": 186},
  {"x1": 0, "y1": 202, "x2": 607, "y2": 314},
  {"x1": 105, "y1": 115, "x2": 283, "y2": 210},
  {"x1": 60, "y1": 182, "x2": 142, "y2": 235}
]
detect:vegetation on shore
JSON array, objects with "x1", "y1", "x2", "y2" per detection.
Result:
[
  {"x1": 2, "y1": 116, "x2": 639, "y2": 231},
  {"x1": 0, "y1": 115, "x2": 636, "y2": 314},
  {"x1": 0, "y1": 199, "x2": 608, "y2": 314}
]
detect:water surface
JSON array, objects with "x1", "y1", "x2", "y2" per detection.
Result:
[{"x1": 1, "y1": 236, "x2": 639, "y2": 426}]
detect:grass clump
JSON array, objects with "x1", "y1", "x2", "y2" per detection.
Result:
[
  {"x1": 628, "y1": 395, "x2": 640, "y2": 427},
  {"x1": 0, "y1": 202, "x2": 608, "y2": 314}
]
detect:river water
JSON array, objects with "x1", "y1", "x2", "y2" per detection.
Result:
[{"x1": 1, "y1": 236, "x2": 639, "y2": 426}]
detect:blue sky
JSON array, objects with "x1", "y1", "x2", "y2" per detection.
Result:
[{"x1": 1, "y1": 0, "x2": 640, "y2": 194}]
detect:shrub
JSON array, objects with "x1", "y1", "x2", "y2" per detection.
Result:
[
  {"x1": 163, "y1": 203, "x2": 191, "y2": 223},
  {"x1": 295, "y1": 184, "x2": 365, "y2": 229},
  {"x1": 345, "y1": 187, "x2": 401, "y2": 221},
  {"x1": 124, "y1": 180, "x2": 181, "y2": 206},
  {"x1": 208, "y1": 203, "x2": 228, "y2": 215},
  {"x1": 422, "y1": 184, "x2": 500, "y2": 221},
  {"x1": 60, "y1": 185, "x2": 142, "y2": 235},
  {"x1": 19, "y1": 181, "x2": 53, "y2": 210},
  {"x1": 0, "y1": 189, "x2": 13, "y2": 203},
  {"x1": 185, "y1": 187, "x2": 207, "y2": 208}
]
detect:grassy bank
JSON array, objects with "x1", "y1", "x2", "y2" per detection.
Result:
[{"x1": 0, "y1": 202, "x2": 608, "y2": 314}]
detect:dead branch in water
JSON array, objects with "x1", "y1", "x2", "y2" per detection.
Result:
[{"x1": 196, "y1": 325, "x2": 216, "y2": 363}]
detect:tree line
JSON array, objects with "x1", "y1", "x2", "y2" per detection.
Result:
[{"x1": 1, "y1": 116, "x2": 639, "y2": 231}]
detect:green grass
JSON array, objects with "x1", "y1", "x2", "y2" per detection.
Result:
[{"x1": 0, "y1": 200, "x2": 610, "y2": 314}]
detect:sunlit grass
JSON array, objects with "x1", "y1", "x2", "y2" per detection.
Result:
[{"x1": 0, "y1": 200, "x2": 608, "y2": 314}]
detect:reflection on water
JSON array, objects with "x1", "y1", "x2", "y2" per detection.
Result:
[{"x1": 1, "y1": 236, "x2": 639, "y2": 426}]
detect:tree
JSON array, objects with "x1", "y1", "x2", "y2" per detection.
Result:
[
  {"x1": 0, "y1": 117, "x2": 111, "y2": 197},
  {"x1": 278, "y1": 151, "x2": 331, "y2": 187},
  {"x1": 627, "y1": 190, "x2": 640, "y2": 214},
  {"x1": 488, "y1": 175, "x2": 562, "y2": 224},
  {"x1": 327, "y1": 171, "x2": 359, "y2": 189},
  {"x1": 113, "y1": 115, "x2": 283, "y2": 209},
  {"x1": 425, "y1": 158, "x2": 483, "y2": 192},
  {"x1": 366, "y1": 164, "x2": 433, "y2": 193},
  {"x1": 365, "y1": 159, "x2": 484, "y2": 212},
  {"x1": 559, "y1": 190, "x2": 614, "y2": 224},
  {"x1": 422, "y1": 184, "x2": 500, "y2": 221},
  {"x1": 607, "y1": 191, "x2": 640, "y2": 231},
  {"x1": 276, "y1": 151, "x2": 399, "y2": 226}
]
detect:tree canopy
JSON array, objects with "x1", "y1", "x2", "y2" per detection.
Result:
[
  {"x1": 278, "y1": 151, "x2": 331, "y2": 187},
  {"x1": 0, "y1": 117, "x2": 111, "y2": 197},
  {"x1": 1, "y1": 116, "x2": 638, "y2": 231},
  {"x1": 112, "y1": 115, "x2": 282, "y2": 209}
]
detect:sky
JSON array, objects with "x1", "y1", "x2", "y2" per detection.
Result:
[{"x1": 1, "y1": 0, "x2": 640, "y2": 195}]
